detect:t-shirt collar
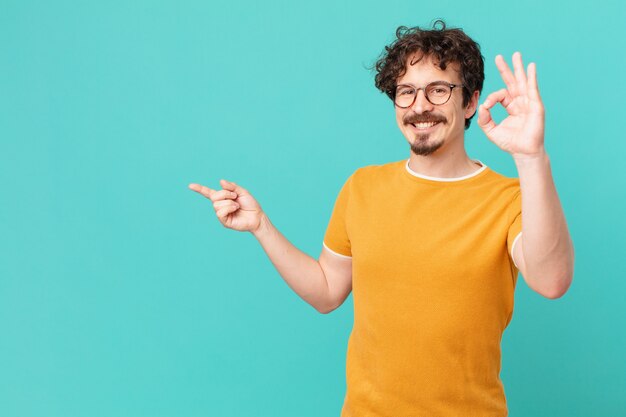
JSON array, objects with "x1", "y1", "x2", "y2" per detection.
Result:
[{"x1": 404, "y1": 158, "x2": 488, "y2": 182}]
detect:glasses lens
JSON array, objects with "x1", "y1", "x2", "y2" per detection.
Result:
[
  {"x1": 426, "y1": 83, "x2": 452, "y2": 105},
  {"x1": 394, "y1": 83, "x2": 454, "y2": 107},
  {"x1": 395, "y1": 86, "x2": 415, "y2": 108}
]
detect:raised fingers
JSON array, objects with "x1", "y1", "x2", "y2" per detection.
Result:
[
  {"x1": 527, "y1": 62, "x2": 541, "y2": 101},
  {"x1": 512, "y1": 52, "x2": 527, "y2": 95},
  {"x1": 495, "y1": 54, "x2": 517, "y2": 95}
]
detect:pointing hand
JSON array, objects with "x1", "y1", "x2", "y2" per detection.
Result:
[{"x1": 188, "y1": 179, "x2": 264, "y2": 233}]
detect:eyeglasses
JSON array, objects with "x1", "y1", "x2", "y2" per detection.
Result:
[{"x1": 394, "y1": 81, "x2": 464, "y2": 108}]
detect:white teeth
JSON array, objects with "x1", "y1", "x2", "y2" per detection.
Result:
[{"x1": 413, "y1": 122, "x2": 438, "y2": 129}]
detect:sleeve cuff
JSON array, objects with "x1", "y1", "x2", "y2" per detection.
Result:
[
  {"x1": 322, "y1": 241, "x2": 352, "y2": 259},
  {"x1": 510, "y1": 232, "x2": 523, "y2": 269}
]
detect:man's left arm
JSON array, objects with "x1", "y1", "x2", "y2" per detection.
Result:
[
  {"x1": 513, "y1": 152, "x2": 574, "y2": 298},
  {"x1": 477, "y1": 51, "x2": 575, "y2": 299}
]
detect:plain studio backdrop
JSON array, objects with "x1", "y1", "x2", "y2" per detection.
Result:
[{"x1": 1, "y1": 0, "x2": 624, "y2": 416}]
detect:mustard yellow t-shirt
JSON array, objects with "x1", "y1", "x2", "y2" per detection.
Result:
[{"x1": 323, "y1": 158, "x2": 522, "y2": 417}]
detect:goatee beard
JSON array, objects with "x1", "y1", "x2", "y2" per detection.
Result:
[{"x1": 410, "y1": 134, "x2": 443, "y2": 156}]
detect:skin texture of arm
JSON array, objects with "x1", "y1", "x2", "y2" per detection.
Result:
[
  {"x1": 511, "y1": 153, "x2": 574, "y2": 299},
  {"x1": 251, "y1": 213, "x2": 340, "y2": 313}
]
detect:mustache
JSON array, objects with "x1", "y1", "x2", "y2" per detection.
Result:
[{"x1": 404, "y1": 113, "x2": 446, "y2": 124}]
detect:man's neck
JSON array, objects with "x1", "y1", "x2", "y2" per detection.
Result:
[{"x1": 407, "y1": 150, "x2": 482, "y2": 179}]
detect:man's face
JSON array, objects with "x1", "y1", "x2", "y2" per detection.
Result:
[{"x1": 395, "y1": 53, "x2": 478, "y2": 156}]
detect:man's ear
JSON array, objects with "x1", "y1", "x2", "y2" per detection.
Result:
[{"x1": 465, "y1": 90, "x2": 480, "y2": 119}]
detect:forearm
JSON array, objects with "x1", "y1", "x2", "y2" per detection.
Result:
[
  {"x1": 251, "y1": 212, "x2": 331, "y2": 313},
  {"x1": 514, "y1": 150, "x2": 574, "y2": 292}
]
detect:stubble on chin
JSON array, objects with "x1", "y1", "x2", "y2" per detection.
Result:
[{"x1": 409, "y1": 133, "x2": 443, "y2": 156}]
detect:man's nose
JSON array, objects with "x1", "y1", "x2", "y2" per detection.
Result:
[{"x1": 411, "y1": 89, "x2": 434, "y2": 113}]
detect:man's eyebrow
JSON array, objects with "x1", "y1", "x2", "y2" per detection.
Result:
[{"x1": 396, "y1": 80, "x2": 453, "y2": 87}]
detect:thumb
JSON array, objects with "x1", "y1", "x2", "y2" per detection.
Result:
[{"x1": 220, "y1": 179, "x2": 249, "y2": 195}]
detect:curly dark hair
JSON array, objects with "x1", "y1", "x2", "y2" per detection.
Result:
[{"x1": 371, "y1": 19, "x2": 484, "y2": 129}]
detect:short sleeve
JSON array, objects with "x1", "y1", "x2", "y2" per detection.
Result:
[
  {"x1": 506, "y1": 190, "x2": 522, "y2": 269},
  {"x1": 322, "y1": 173, "x2": 353, "y2": 258}
]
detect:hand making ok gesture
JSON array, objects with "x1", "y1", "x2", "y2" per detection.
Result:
[{"x1": 477, "y1": 52, "x2": 545, "y2": 160}]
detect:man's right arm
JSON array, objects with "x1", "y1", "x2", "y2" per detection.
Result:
[
  {"x1": 252, "y1": 213, "x2": 352, "y2": 314},
  {"x1": 188, "y1": 178, "x2": 352, "y2": 314}
]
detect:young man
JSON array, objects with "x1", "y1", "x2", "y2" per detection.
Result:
[{"x1": 189, "y1": 20, "x2": 574, "y2": 417}]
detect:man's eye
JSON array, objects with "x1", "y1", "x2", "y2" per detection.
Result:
[
  {"x1": 399, "y1": 89, "x2": 415, "y2": 95},
  {"x1": 430, "y1": 87, "x2": 448, "y2": 96}
]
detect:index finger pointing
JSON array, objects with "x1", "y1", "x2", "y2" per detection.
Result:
[{"x1": 188, "y1": 183, "x2": 215, "y2": 199}]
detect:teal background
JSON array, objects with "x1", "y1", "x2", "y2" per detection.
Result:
[{"x1": 1, "y1": 0, "x2": 624, "y2": 415}]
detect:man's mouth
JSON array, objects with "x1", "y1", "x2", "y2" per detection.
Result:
[{"x1": 409, "y1": 121, "x2": 442, "y2": 131}]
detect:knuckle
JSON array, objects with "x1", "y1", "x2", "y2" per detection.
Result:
[{"x1": 218, "y1": 190, "x2": 235, "y2": 200}]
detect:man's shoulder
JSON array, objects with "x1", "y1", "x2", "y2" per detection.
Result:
[
  {"x1": 480, "y1": 164, "x2": 521, "y2": 203},
  {"x1": 351, "y1": 159, "x2": 404, "y2": 181}
]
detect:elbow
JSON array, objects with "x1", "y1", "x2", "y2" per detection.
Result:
[
  {"x1": 316, "y1": 302, "x2": 338, "y2": 314},
  {"x1": 526, "y1": 240, "x2": 576, "y2": 300},
  {"x1": 538, "y1": 272, "x2": 574, "y2": 300},
  {"x1": 314, "y1": 299, "x2": 337, "y2": 314},
  {"x1": 316, "y1": 306, "x2": 335, "y2": 314},
  {"x1": 541, "y1": 287, "x2": 567, "y2": 300},
  {"x1": 545, "y1": 242, "x2": 576, "y2": 300},
  {"x1": 316, "y1": 297, "x2": 344, "y2": 314},
  {"x1": 529, "y1": 255, "x2": 575, "y2": 300}
]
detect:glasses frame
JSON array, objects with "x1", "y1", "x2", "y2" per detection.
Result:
[{"x1": 393, "y1": 81, "x2": 464, "y2": 108}]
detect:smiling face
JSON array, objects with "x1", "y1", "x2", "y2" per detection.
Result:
[{"x1": 395, "y1": 53, "x2": 479, "y2": 156}]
